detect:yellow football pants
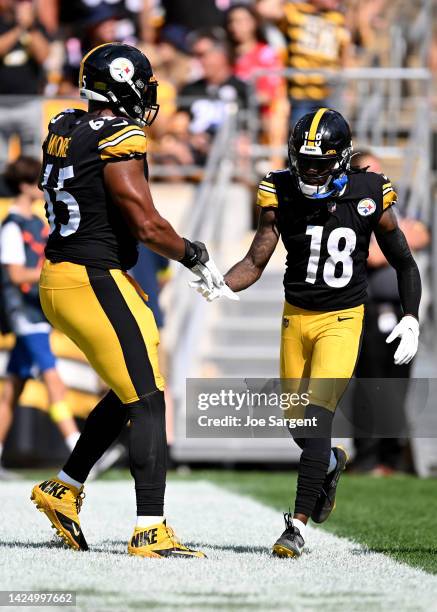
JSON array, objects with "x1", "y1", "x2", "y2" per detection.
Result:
[
  {"x1": 280, "y1": 302, "x2": 364, "y2": 411},
  {"x1": 39, "y1": 260, "x2": 164, "y2": 404}
]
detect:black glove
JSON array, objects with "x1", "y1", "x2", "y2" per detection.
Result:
[{"x1": 179, "y1": 239, "x2": 209, "y2": 269}]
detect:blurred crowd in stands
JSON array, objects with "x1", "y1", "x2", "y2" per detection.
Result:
[
  {"x1": 0, "y1": 0, "x2": 433, "y2": 176},
  {"x1": 0, "y1": 0, "x2": 434, "y2": 476}
]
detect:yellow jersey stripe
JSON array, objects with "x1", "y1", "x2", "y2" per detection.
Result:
[
  {"x1": 383, "y1": 190, "x2": 397, "y2": 210},
  {"x1": 98, "y1": 125, "x2": 145, "y2": 148},
  {"x1": 99, "y1": 134, "x2": 147, "y2": 160},
  {"x1": 260, "y1": 180, "x2": 276, "y2": 189},
  {"x1": 257, "y1": 189, "x2": 278, "y2": 208},
  {"x1": 98, "y1": 129, "x2": 145, "y2": 150},
  {"x1": 307, "y1": 107, "x2": 328, "y2": 143}
]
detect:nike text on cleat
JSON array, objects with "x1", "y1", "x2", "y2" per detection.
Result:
[
  {"x1": 128, "y1": 520, "x2": 206, "y2": 558},
  {"x1": 311, "y1": 446, "x2": 348, "y2": 524},
  {"x1": 30, "y1": 478, "x2": 88, "y2": 551},
  {"x1": 272, "y1": 513, "x2": 305, "y2": 558}
]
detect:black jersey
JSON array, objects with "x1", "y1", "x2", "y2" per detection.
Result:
[
  {"x1": 39, "y1": 108, "x2": 148, "y2": 270},
  {"x1": 257, "y1": 169, "x2": 397, "y2": 311}
]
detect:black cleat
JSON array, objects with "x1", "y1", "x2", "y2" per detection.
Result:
[
  {"x1": 272, "y1": 513, "x2": 305, "y2": 558},
  {"x1": 311, "y1": 446, "x2": 348, "y2": 524}
]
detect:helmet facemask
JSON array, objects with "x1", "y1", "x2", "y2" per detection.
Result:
[
  {"x1": 288, "y1": 108, "x2": 353, "y2": 200},
  {"x1": 141, "y1": 80, "x2": 159, "y2": 127},
  {"x1": 289, "y1": 144, "x2": 352, "y2": 199},
  {"x1": 105, "y1": 77, "x2": 159, "y2": 127}
]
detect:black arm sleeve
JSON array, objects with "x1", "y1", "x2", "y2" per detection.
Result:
[{"x1": 375, "y1": 227, "x2": 421, "y2": 319}]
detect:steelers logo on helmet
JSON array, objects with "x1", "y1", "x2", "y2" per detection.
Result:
[
  {"x1": 357, "y1": 198, "x2": 376, "y2": 216},
  {"x1": 109, "y1": 57, "x2": 135, "y2": 83}
]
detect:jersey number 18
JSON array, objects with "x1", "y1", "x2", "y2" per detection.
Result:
[{"x1": 305, "y1": 225, "x2": 356, "y2": 288}]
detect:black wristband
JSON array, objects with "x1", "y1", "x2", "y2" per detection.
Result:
[{"x1": 179, "y1": 238, "x2": 209, "y2": 269}]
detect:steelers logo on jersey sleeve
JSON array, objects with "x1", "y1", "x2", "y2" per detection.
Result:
[{"x1": 357, "y1": 198, "x2": 376, "y2": 216}]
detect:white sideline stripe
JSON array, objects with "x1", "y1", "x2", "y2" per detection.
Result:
[
  {"x1": 1, "y1": 481, "x2": 436, "y2": 610},
  {"x1": 98, "y1": 130, "x2": 145, "y2": 150}
]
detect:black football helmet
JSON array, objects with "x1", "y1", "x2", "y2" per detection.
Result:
[
  {"x1": 79, "y1": 43, "x2": 159, "y2": 127},
  {"x1": 288, "y1": 108, "x2": 353, "y2": 199}
]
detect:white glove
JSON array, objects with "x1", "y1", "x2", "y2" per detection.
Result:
[
  {"x1": 189, "y1": 278, "x2": 240, "y2": 302},
  {"x1": 386, "y1": 315, "x2": 419, "y2": 365},
  {"x1": 190, "y1": 257, "x2": 225, "y2": 292},
  {"x1": 180, "y1": 240, "x2": 225, "y2": 291}
]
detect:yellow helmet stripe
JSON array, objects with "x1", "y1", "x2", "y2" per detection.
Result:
[
  {"x1": 79, "y1": 42, "x2": 113, "y2": 89},
  {"x1": 307, "y1": 107, "x2": 329, "y2": 144}
]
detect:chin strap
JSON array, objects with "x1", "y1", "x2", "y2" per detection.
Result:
[{"x1": 311, "y1": 174, "x2": 348, "y2": 200}]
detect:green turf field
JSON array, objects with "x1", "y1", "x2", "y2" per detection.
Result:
[
  {"x1": 19, "y1": 469, "x2": 437, "y2": 574},
  {"x1": 4, "y1": 477, "x2": 436, "y2": 611},
  {"x1": 186, "y1": 470, "x2": 437, "y2": 574}
]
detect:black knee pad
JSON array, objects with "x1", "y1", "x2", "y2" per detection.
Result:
[
  {"x1": 127, "y1": 390, "x2": 167, "y2": 476},
  {"x1": 293, "y1": 404, "x2": 334, "y2": 517},
  {"x1": 292, "y1": 402, "x2": 333, "y2": 463},
  {"x1": 126, "y1": 390, "x2": 166, "y2": 424},
  {"x1": 301, "y1": 436, "x2": 332, "y2": 465},
  {"x1": 289, "y1": 403, "x2": 334, "y2": 442},
  {"x1": 127, "y1": 390, "x2": 167, "y2": 516}
]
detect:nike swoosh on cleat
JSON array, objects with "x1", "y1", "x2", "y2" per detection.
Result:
[
  {"x1": 72, "y1": 523, "x2": 80, "y2": 537},
  {"x1": 338, "y1": 316, "x2": 353, "y2": 322},
  {"x1": 159, "y1": 549, "x2": 206, "y2": 558},
  {"x1": 55, "y1": 511, "x2": 88, "y2": 551},
  {"x1": 169, "y1": 550, "x2": 201, "y2": 555}
]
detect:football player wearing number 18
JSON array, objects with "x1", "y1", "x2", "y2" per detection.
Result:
[
  {"x1": 196, "y1": 108, "x2": 421, "y2": 557},
  {"x1": 30, "y1": 42, "x2": 228, "y2": 558}
]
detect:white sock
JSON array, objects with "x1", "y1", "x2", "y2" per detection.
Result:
[
  {"x1": 65, "y1": 432, "x2": 81, "y2": 452},
  {"x1": 327, "y1": 449, "x2": 337, "y2": 474},
  {"x1": 293, "y1": 518, "x2": 306, "y2": 539},
  {"x1": 136, "y1": 516, "x2": 164, "y2": 528},
  {"x1": 57, "y1": 470, "x2": 83, "y2": 489}
]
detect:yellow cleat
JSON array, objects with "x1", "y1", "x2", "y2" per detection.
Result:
[
  {"x1": 31, "y1": 478, "x2": 88, "y2": 551},
  {"x1": 128, "y1": 521, "x2": 206, "y2": 558}
]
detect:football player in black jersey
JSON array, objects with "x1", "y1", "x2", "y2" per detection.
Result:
[
  {"x1": 194, "y1": 108, "x2": 421, "y2": 557},
  {"x1": 30, "y1": 42, "x2": 231, "y2": 558}
]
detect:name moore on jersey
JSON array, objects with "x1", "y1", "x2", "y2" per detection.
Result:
[{"x1": 39, "y1": 108, "x2": 148, "y2": 270}]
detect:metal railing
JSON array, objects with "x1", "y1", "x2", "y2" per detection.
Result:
[
  {"x1": 246, "y1": 66, "x2": 433, "y2": 222},
  {"x1": 166, "y1": 103, "x2": 238, "y2": 407}
]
